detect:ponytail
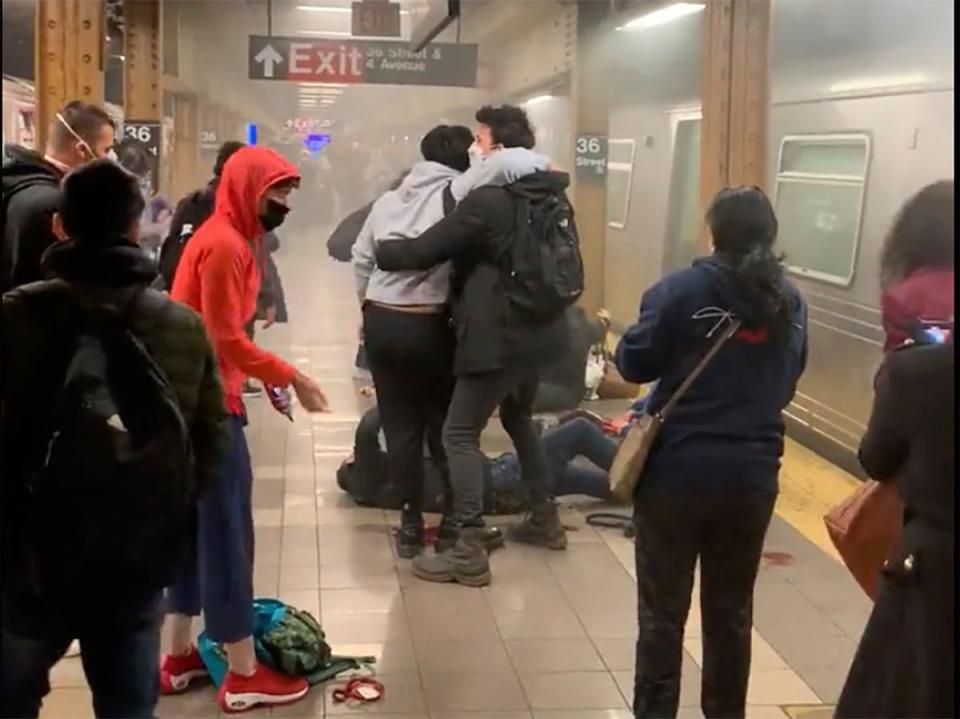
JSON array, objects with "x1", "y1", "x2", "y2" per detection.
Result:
[{"x1": 707, "y1": 186, "x2": 794, "y2": 343}]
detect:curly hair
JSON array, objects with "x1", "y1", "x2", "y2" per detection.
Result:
[{"x1": 879, "y1": 180, "x2": 954, "y2": 289}]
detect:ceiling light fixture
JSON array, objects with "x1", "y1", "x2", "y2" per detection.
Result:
[
  {"x1": 618, "y1": 2, "x2": 705, "y2": 31},
  {"x1": 524, "y1": 94, "x2": 553, "y2": 106},
  {"x1": 829, "y1": 73, "x2": 929, "y2": 93},
  {"x1": 297, "y1": 4, "x2": 409, "y2": 15}
]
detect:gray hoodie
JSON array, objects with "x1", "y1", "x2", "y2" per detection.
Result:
[{"x1": 353, "y1": 147, "x2": 548, "y2": 305}]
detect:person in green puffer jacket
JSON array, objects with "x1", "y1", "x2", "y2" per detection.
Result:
[{"x1": 1, "y1": 159, "x2": 227, "y2": 719}]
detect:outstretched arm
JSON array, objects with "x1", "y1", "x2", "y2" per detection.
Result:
[{"x1": 375, "y1": 190, "x2": 488, "y2": 271}]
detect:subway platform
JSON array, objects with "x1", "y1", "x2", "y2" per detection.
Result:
[{"x1": 42, "y1": 246, "x2": 869, "y2": 719}]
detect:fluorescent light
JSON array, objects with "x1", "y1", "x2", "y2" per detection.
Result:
[
  {"x1": 524, "y1": 94, "x2": 553, "y2": 106},
  {"x1": 619, "y1": 2, "x2": 705, "y2": 31},
  {"x1": 298, "y1": 30, "x2": 353, "y2": 37},
  {"x1": 297, "y1": 4, "x2": 409, "y2": 15},
  {"x1": 829, "y1": 73, "x2": 929, "y2": 93}
]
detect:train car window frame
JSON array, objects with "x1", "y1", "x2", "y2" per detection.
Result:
[
  {"x1": 606, "y1": 138, "x2": 637, "y2": 230},
  {"x1": 773, "y1": 133, "x2": 871, "y2": 287}
]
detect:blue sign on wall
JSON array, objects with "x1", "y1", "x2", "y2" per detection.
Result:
[
  {"x1": 247, "y1": 123, "x2": 258, "y2": 146},
  {"x1": 304, "y1": 133, "x2": 332, "y2": 153}
]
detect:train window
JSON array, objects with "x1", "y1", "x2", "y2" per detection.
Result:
[
  {"x1": 774, "y1": 134, "x2": 871, "y2": 286},
  {"x1": 606, "y1": 138, "x2": 636, "y2": 229}
]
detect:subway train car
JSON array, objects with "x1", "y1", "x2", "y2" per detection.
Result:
[
  {"x1": 2, "y1": 74, "x2": 125, "y2": 152},
  {"x1": 599, "y1": 0, "x2": 953, "y2": 476}
]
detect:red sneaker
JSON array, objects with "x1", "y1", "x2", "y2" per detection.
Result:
[
  {"x1": 218, "y1": 664, "x2": 309, "y2": 713},
  {"x1": 160, "y1": 648, "x2": 209, "y2": 694}
]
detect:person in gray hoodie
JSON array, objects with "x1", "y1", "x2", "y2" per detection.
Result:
[{"x1": 353, "y1": 124, "x2": 547, "y2": 558}]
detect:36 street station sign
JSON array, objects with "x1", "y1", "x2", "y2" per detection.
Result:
[{"x1": 248, "y1": 35, "x2": 478, "y2": 88}]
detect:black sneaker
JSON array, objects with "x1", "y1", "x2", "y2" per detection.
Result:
[{"x1": 393, "y1": 511, "x2": 425, "y2": 559}]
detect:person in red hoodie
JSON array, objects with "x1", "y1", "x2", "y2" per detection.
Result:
[
  {"x1": 162, "y1": 146, "x2": 329, "y2": 713},
  {"x1": 879, "y1": 180, "x2": 954, "y2": 352}
]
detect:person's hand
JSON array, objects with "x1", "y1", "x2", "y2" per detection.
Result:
[
  {"x1": 263, "y1": 304, "x2": 278, "y2": 329},
  {"x1": 292, "y1": 372, "x2": 330, "y2": 413}
]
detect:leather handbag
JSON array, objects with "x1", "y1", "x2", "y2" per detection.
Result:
[
  {"x1": 608, "y1": 319, "x2": 741, "y2": 503},
  {"x1": 823, "y1": 479, "x2": 903, "y2": 600}
]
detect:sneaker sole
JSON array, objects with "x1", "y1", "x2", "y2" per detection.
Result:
[
  {"x1": 162, "y1": 669, "x2": 209, "y2": 695},
  {"x1": 411, "y1": 564, "x2": 491, "y2": 587},
  {"x1": 221, "y1": 685, "x2": 309, "y2": 714},
  {"x1": 507, "y1": 533, "x2": 568, "y2": 550}
]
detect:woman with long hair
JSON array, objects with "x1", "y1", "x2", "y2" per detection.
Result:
[
  {"x1": 616, "y1": 186, "x2": 808, "y2": 719},
  {"x1": 835, "y1": 184, "x2": 955, "y2": 719},
  {"x1": 878, "y1": 180, "x2": 954, "y2": 350}
]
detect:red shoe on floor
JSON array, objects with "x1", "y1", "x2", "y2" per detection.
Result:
[
  {"x1": 218, "y1": 663, "x2": 309, "y2": 713},
  {"x1": 160, "y1": 648, "x2": 209, "y2": 694}
]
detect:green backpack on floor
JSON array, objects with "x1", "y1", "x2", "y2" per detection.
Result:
[{"x1": 198, "y1": 598, "x2": 375, "y2": 687}]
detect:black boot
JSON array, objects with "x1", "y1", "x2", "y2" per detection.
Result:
[{"x1": 394, "y1": 509, "x2": 425, "y2": 559}]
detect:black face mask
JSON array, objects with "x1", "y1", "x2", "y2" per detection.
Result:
[{"x1": 259, "y1": 199, "x2": 290, "y2": 232}]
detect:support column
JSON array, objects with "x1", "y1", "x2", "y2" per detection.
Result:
[
  {"x1": 35, "y1": 0, "x2": 105, "y2": 151},
  {"x1": 123, "y1": 0, "x2": 163, "y2": 120},
  {"x1": 699, "y1": 0, "x2": 770, "y2": 244},
  {"x1": 572, "y1": 0, "x2": 611, "y2": 313},
  {"x1": 172, "y1": 92, "x2": 198, "y2": 199}
]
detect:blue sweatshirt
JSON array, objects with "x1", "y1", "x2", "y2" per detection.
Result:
[{"x1": 615, "y1": 255, "x2": 808, "y2": 491}]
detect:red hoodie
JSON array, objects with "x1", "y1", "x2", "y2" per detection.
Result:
[
  {"x1": 171, "y1": 146, "x2": 300, "y2": 414},
  {"x1": 881, "y1": 268, "x2": 954, "y2": 352}
]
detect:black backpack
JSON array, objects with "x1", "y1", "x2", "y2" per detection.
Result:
[
  {"x1": 156, "y1": 187, "x2": 214, "y2": 290},
  {"x1": 504, "y1": 187, "x2": 584, "y2": 322},
  {"x1": 24, "y1": 285, "x2": 195, "y2": 595}
]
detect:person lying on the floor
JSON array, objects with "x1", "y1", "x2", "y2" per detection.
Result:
[{"x1": 337, "y1": 404, "x2": 656, "y2": 514}]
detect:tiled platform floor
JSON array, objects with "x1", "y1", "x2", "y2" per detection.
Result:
[{"x1": 42, "y1": 246, "x2": 870, "y2": 718}]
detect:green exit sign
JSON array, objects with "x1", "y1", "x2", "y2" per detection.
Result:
[{"x1": 352, "y1": 1, "x2": 401, "y2": 38}]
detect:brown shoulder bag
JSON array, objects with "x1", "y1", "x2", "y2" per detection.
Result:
[{"x1": 608, "y1": 319, "x2": 741, "y2": 503}]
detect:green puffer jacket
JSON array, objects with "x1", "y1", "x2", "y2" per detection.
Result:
[
  {"x1": 1, "y1": 242, "x2": 227, "y2": 627},
  {"x1": 3, "y1": 242, "x2": 227, "y2": 493}
]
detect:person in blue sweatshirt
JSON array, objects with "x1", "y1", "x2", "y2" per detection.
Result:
[{"x1": 616, "y1": 186, "x2": 807, "y2": 719}]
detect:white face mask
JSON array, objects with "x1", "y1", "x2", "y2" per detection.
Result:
[{"x1": 467, "y1": 142, "x2": 485, "y2": 168}]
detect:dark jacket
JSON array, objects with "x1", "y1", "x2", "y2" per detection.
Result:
[
  {"x1": 327, "y1": 170, "x2": 410, "y2": 262},
  {"x1": 534, "y1": 305, "x2": 605, "y2": 412},
  {"x1": 836, "y1": 341, "x2": 955, "y2": 719},
  {"x1": 615, "y1": 255, "x2": 808, "y2": 490},
  {"x1": 2, "y1": 241, "x2": 227, "y2": 625},
  {"x1": 327, "y1": 202, "x2": 372, "y2": 262},
  {"x1": 336, "y1": 407, "x2": 525, "y2": 514},
  {"x1": 375, "y1": 171, "x2": 570, "y2": 376},
  {"x1": 2, "y1": 145, "x2": 64, "y2": 293}
]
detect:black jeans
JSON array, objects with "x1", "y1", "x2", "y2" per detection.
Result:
[
  {"x1": 445, "y1": 365, "x2": 553, "y2": 526},
  {"x1": 632, "y1": 483, "x2": 776, "y2": 719},
  {"x1": 1, "y1": 598, "x2": 162, "y2": 718},
  {"x1": 363, "y1": 303, "x2": 455, "y2": 518}
]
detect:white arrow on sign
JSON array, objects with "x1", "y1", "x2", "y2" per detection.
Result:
[{"x1": 254, "y1": 44, "x2": 284, "y2": 78}]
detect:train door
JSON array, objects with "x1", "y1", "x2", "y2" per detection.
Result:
[{"x1": 661, "y1": 112, "x2": 702, "y2": 274}]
